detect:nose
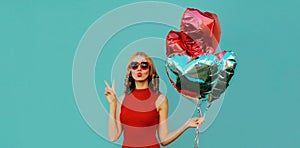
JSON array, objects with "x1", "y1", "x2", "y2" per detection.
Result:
[{"x1": 137, "y1": 65, "x2": 142, "y2": 71}]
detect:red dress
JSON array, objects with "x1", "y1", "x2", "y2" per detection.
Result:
[{"x1": 120, "y1": 88, "x2": 161, "y2": 148}]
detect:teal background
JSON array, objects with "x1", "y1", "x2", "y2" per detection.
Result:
[{"x1": 1, "y1": 0, "x2": 300, "y2": 148}]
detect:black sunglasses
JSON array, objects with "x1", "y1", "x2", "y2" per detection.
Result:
[{"x1": 130, "y1": 61, "x2": 150, "y2": 70}]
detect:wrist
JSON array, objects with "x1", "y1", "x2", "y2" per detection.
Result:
[
  {"x1": 110, "y1": 102, "x2": 117, "y2": 107},
  {"x1": 184, "y1": 121, "x2": 190, "y2": 129}
]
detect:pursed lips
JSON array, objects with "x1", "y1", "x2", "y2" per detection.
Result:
[{"x1": 137, "y1": 72, "x2": 142, "y2": 77}]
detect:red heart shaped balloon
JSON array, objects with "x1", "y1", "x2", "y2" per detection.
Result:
[{"x1": 166, "y1": 8, "x2": 221, "y2": 57}]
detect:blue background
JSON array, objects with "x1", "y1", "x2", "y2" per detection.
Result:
[{"x1": 1, "y1": 0, "x2": 299, "y2": 147}]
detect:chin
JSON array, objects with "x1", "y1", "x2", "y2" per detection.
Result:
[
  {"x1": 135, "y1": 77, "x2": 148, "y2": 82},
  {"x1": 132, "y1": 75, "x2": 148, "y2": 82}
]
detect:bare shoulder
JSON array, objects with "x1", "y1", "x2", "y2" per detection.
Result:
[{"x1": 156, "y1": 94, "x2": 168, "y2": 111}]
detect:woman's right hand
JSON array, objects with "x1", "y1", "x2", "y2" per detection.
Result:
[{"x1": 104, "y1": 80, "x2": 117, "y2": 105}]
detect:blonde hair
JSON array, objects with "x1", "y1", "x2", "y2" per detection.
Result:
[{"x1": 124, "y1": 52, "x2": 159, "y2": 94}]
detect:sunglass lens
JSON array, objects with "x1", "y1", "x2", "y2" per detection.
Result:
[
  {"x1": 141, "y1": 62, "x2": 149, "y2": 69},
  {"x1": 130, "y1": 62, "x2": 139, "y2": 70}
]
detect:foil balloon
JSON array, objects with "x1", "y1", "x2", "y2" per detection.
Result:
[
  {"x1": 180, "y1": 8, "x2": 221, "y2": 56},
  {"x1": 165, "y1": 8, "x2": 237, "y2": 102},
  {"x1": 165, "y1": 7, "x2": 237, "y2": 148}
]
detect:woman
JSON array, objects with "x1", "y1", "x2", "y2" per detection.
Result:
[{"x1": 104, "y1": 52, "x2": 204, "y2": 148}]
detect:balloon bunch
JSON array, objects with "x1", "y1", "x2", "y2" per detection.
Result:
[{"x1": 165, "y1": 8, "x2": 237, "y2": 147}]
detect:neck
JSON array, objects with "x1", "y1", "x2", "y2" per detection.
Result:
[{"x1": 135, "y1": 80, "x2": 149, "y2": 90}]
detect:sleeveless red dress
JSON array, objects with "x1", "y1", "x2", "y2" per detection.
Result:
[{"x1": 120, "y1": 88, "x2": 161, "y2": 148}]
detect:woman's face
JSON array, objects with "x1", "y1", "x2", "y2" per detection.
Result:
[{"x1": 130, "y1": 56, "x2": 150, "y2": 82}]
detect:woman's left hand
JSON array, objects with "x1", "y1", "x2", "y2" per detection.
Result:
[{"x1": 185, "y1": 117, "x2": 205, "y2": 128}]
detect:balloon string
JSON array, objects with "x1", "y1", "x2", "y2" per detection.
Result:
[{"x1": 194, "y1": 101, "x2": 202, "y2": 148}]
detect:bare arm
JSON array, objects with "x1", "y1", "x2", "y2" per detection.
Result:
[
  {"x1": 108, "y1": 95, "x2": 123, "y2": 142},
  {"x1": 104, "y1": 80, "x2": 123, "y2": 142},
  {"x1": 157, "y1": 95, "x2": 204, "y2": 146}
]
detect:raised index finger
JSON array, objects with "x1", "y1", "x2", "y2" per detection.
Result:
[{"x1": 103, "y1": 80, "x2": 111, "y2": 88}]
